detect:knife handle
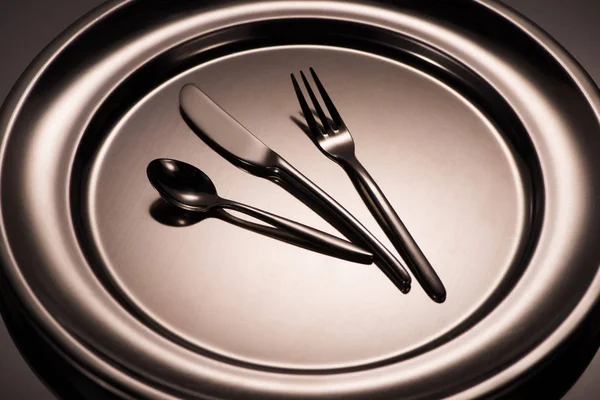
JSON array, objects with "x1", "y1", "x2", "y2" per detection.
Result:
[
  {"x1": 341, "y1": 157, "x2": 446, "y2": 303},
  {"x1": 272, "y1": 160, "x2": 412, "y2": 293}
]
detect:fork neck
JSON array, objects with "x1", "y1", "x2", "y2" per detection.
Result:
[{"x1": 337, "y1": 153, "x2": 366, "y2": 175}]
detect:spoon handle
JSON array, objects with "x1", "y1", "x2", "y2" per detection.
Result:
[{"x1": 217, "y1": 201, "x2": 373, "y2": 265}]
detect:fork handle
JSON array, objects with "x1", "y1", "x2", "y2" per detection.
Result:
[
  {"x1": 272, "y1": 159, "x2": 412, "y2": 293},
  {"x1": 341, "y1": 157, "x2": 446, "y2": 302}
]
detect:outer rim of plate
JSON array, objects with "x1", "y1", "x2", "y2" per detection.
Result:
[{"x1": 0, "y1": 0, "x2": 599, "y2": 398}]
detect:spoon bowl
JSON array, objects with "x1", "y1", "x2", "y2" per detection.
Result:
[{"x1": 147, "y1": 158, "x2": 218, "y2": 212}]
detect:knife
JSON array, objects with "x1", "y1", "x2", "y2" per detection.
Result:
[{"x1": 179, "y1": 83, "x2": 411, "y2": 293}]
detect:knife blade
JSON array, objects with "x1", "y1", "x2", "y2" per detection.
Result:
[{"x1": 180, "y1": 84, "x2": 281, "y2": 176}]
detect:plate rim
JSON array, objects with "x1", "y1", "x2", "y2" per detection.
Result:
[{"x1": 1, "y1": 0, "x2": 600, "y2": 398}]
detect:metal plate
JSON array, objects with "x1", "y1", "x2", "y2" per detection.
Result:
[{"x1": 1, "y1": 0, "x2": 600, "y2": 398}]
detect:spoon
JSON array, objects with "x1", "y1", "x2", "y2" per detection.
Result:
[
  {"x1": 147, "y1": 158, "x2": 373, "y2": 264},
  {"x1": 149, "y1": 198, "x2": 366, "y2": 258}
]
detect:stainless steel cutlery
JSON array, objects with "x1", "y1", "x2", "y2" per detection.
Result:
[
  {"x1": 291, "y1": 68, "x2": 445, "y2": 302},
  {"x1": 147, "y1": 76, "x2": 447, "y2": 300}
]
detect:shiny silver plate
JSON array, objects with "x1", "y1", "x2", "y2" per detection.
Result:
[{"x1": 1, "y1": 0, "x2": 600, "y2": 398}]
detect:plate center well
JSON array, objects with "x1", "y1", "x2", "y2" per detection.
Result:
[{"x1": 86, "y1": 45, "x2": 529, "y2": 370}]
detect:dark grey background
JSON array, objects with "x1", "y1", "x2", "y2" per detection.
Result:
[{"x1": 0, "y1": 0, "x2": 599, "y2": 398}]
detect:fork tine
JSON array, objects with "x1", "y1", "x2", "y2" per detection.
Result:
[
  {"x1": 291, "y1": 74, "x2": 320, "y2": 139},
  {"x1": 309, "y1": 67, "x2": 344, "y2": 128},
  {"x1": 300, "y1": 71, "x2": 331, "y2": 133}
]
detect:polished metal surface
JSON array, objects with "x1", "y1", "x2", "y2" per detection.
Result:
[
  {"x1": 0, "y1": 1, "x2": 600, "y2": 399},
  {"x1": 292, "y1": 67, "x2": 445, "y2": 303},
  {"x1": 147, "y1": 158, "x2": 373, "y2": 264},
  {"x1": 180, "y1": 82, "x2": 412, "y2": 293}
]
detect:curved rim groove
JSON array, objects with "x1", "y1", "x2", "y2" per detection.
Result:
[{"x1": 0, "y1": 1, "x2": 599, "y2": 399}]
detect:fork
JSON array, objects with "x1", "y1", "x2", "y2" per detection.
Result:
[{"x1": 291, "y1": 68, "x2": 446, "y2": 303}]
